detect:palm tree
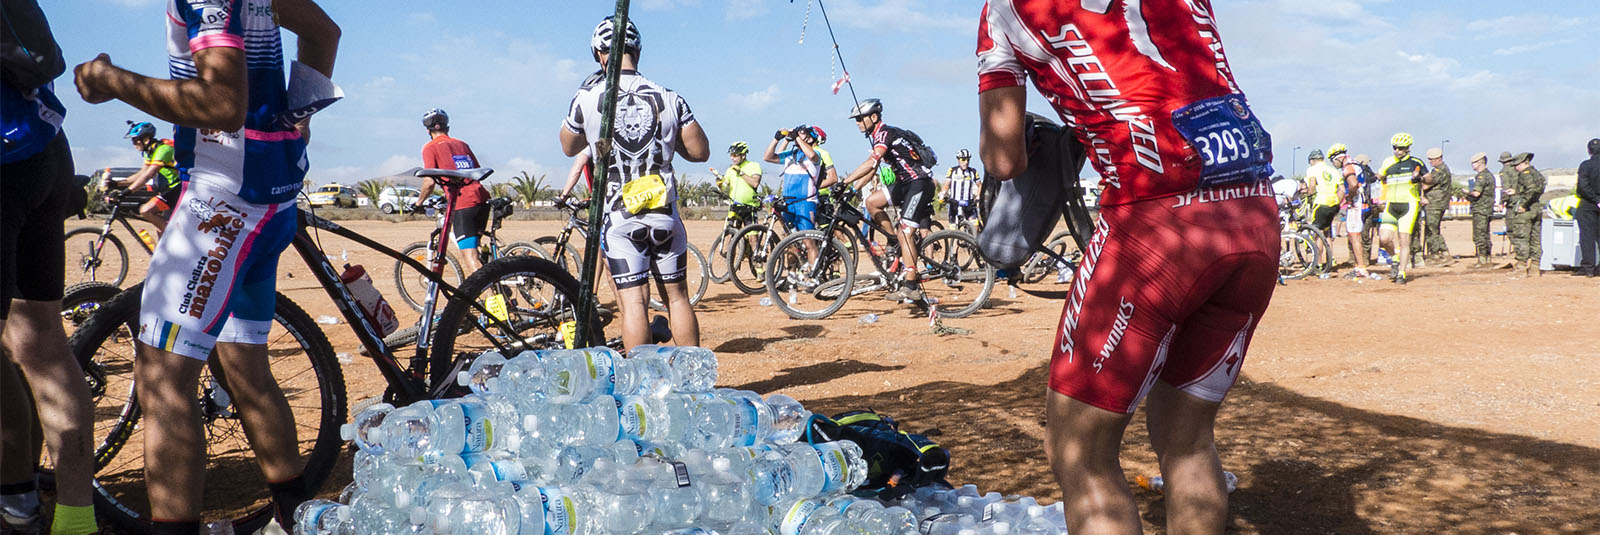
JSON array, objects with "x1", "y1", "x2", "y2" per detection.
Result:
[
  {"x1": 356, "y1": 178, "x2": 389, "y2": 208},
  {"x1": 488, "y1": 181, "x2": 515, "y2": 201},
  {"x1": 510, "y1": 171, "x2": 549, "y2": 207}
]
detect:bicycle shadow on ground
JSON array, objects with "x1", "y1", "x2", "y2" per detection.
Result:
[
  {"x1": 712, "y1": 325, "x2": 824, "y2": 354},
  {"x1": 730, "y1": 359, "x2": 907, "y2": 394},
  {"x1": 798, "y1": 364, "x2": 1600, "y2": 534}
]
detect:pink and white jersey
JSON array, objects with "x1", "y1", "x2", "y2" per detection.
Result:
[{"x1": 977, "y1": 0, "x2": 1272, "y2": 207}]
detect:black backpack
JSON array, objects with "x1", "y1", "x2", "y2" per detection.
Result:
[
  {"x1": 804, "y1": 409, "x2": 950, "y2": 499},
  {"x1": 888, "y1": 125, "x2": 937, "y2": 168}
]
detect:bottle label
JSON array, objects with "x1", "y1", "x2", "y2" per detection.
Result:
[
  {"x1": 618, "y1": 396, "x2": 649, "y2": 439},
  {"x1": 815, "y1": 443, "x2": 849, "y2": 492},
  {"x1": 728, "y1": 399, "x2": 759, "y2": 446},
  {"x1": 540, "y1": 487, "x2": 578, "y2": 535},
  {"x1": 982, "y1": 503, "x2": 996, "y2": 522},
  {"x1": 459, "y1": 401, "x2": 494, "y2": 453},
  {"x1": 778, "y1": 499, "x2": 822, "y2": 535},
  {"x1": 920, "y1": 513, "x2": 953, "y2": 535},
  {"x1": 303, "y1": 502, "x2": 337, "y2": 528},
  {"x1": 671, "y1": 461, "x2": 692, "y2": 488}
]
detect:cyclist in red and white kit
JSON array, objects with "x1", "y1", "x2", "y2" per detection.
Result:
[{"x1": 978, "y1": 1, "x2": 1278, "y2": 533}]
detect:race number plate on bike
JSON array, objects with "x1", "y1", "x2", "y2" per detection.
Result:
[{"x1": 1170, "y1": 94, "x2": 1273, "y2": 187}]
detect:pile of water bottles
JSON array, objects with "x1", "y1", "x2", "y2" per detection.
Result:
[{"x1": 299, "y1": 345, "x2": 1072, "y2": 535}]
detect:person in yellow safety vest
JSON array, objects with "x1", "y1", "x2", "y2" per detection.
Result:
[
  {"x1": 1547, "y1": 194, "x2": 1580, "y2": 219},
  {"x1": 1301, "y1": 149, "x2": 1343, "y2": 275}
]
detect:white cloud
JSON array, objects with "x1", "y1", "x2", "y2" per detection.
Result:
[
  {"x1": 1492, "y1": 39, "x2": 1568, "y2": 56},
  {"x1": 502, "y1": 157, "x2": 560, "y2": 180},
  {"x1": 407, "y1": 12, "x2": 437, "y2": 25},
  {"x1": 825, "y1": 0, "x2": 972, "y2": 33},
  {"x1": 70, "y1": 144, "x2": 141, "y2": 175},
  {"x1": 727, "y1": 84, "x2": 781, "y2": 112},
  {"x1": 724, "y1": 0, "x2": 771, "y2": 21},
  {"x1": 376, "y1": 154, "x2": 419, "y2": 176}
]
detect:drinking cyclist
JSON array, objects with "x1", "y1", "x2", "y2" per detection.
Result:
[{"x1": 105, "y1": 120, "x2": 182, "y2": 234}]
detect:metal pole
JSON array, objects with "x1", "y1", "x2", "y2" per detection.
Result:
[
  {"x1": 1292, "y1": 146, "x2": 1301, "y2": 178},
  {"x1": 576, "y1": 0, "x2": 633, "y2": 348},
  {"x1": 815, "y1": 0, "x2": 858, "y2": 106}
]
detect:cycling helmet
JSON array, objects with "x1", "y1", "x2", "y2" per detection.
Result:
[
  {"x1": 809, "y1": 126, "x2": 827, "y2": 145},
  {"x1": 729, "y1": 141, "x2": 749, "y2": 155},
  {"x1": 590, "y1": 17, "x2": 641, "y2": 60},
  {"x1": 124, "y1": 120, "x2": 156, "y2": 140},
  {"x1": 1390, "y1": 132, "x2": 1413, "y2": 148},
  {"x1": 847, "y1": 98, "x2": 883, "y2": 119},
  {"x1": 956, "y1": 149, "x2": 972, "y2": 160},
  {"x1": 422, "y1": 108, "x2": 449, "y2": 130},
  {"x1": 1588, "y1": 138, "x2": 1600, "y2": 156},
  {"x1": 1327, "y1": 143, "x2": 1348, "y2": 159}
]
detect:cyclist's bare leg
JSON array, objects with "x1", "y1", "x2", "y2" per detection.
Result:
[
  {"x1": 1346, "y1": 230, "x2": 1368, "y2": 273},
  {"x1": 865, "y1": 189, "x2": 891, "y2": 232},
  {"x1": 2, "y1": 299, "x2": 94, "y2": 508},
  {"x1": 212, "y1": 341, "x2": 304, "y2": 482},
  {"x1": 134, "y1": 343, "x2": 209, "y2": 520},
  {"x1": 658, "y1": 280, "x2": 699, "y2": 347},
  {"x1": 0, "y1": 357, "x2": 37, "y2": 484},
  {"x1": 1146, "y1": 382, "x2": 1228, "y2": 534},
  {"x1": 1396, "y1": 231, "x2": 1413, "y2": 273},
  {"x1": 139, "y1": 198, "x2": 169, "y2": 235},
  {"x1": 896, "y1": 222, "x2": 920, "y2": 282},
  {"x1": 615, "y1": 284, "x2": 652, "y2": 349},
  {"x1": 456, "y1": 239, "x2": 482, "y2": 275},
  {"x1": 1046, "y1": 390, "x2": 1141, "y2": 535}
]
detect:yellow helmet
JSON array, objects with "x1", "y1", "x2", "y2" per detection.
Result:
[
  {"x1": 1390, "y1": 132, "x2": 1413, "y2": 148},
  {"x1": 1327, "y1": 143, "x2": 1348, "y2": 159}
]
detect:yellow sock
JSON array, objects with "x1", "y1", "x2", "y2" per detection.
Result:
[{"x1": 50, "y1": 504, "x2": 97, "y2": 535}]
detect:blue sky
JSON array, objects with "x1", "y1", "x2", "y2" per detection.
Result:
[{"x1": 53, "y1": 0, "x2": 1600, "y2": 188}]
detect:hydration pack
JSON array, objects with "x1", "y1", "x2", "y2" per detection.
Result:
[
  {"x1": 804, "y1": 409, "x2": 950, "y2": 499},
  {"x1": 888, "y1": 125, "x2": 937, "y2": 168}
]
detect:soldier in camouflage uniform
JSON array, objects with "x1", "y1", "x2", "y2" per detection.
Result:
[
  {"x1": 1496, "y1": 151, "x2": 1519, "y2": 268},
  {"x1": 1463, "y1": 152, "x2": 1495, "y2": 267},
  {"x1": 1507, "y1": 152, "x2": 1545, "y2": 277},
  {"x1": 1421, "y1": 147, "x2": 1455, "y2": 262}
]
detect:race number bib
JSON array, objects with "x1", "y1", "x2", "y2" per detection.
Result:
[
  {"x1": 1171, "y1": 94, "x2": 1273, "y2": 187},
  {"x1": 451, "y1": 154, "x2": 474, "y2": 170},
  {"x1": 620, "y1": 174, "x2": 669, "y2": 214}
]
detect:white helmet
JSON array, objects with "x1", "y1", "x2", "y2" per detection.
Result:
[
  {"x1": 421, "y1": 108, "x2": 448, "y2": 130},
  {"x1": 590, "y1": 17, "x2": 641, "y2": 61}
]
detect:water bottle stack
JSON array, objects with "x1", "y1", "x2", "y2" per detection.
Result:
[{"x1": 317, "y1": 344, "x2": 918, "y2": 535}]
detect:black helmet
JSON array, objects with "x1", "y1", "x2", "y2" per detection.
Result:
[
  {"x1": 728, "y1": 142, "x2": 749, "y2": 155},
  {"x1": 956, "y1": 149, "x2": 971, "y2": 160},
  {"x1": 847, "y1": 98, "x2": 883, "y2": 119},
  {"x1": 591, "y1": 16, "x2": 641, "y2": 60},
  {"x1": 1589, "y1": 138, "x2": 1600, "y2": 156},
  {"x1": 1307, "y1": 149, "x2": 1324, "y2": 162},
  {"x1": 422, "y1": 108, "x2": 449, "y2": 130}
]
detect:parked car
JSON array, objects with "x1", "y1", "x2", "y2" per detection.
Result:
[
  {"x1": 377, "y1": 186, "x2": 422, "y2": 214},
  {"x1": 86, "y1": 167, "x2": 147, "y2": 213},
  {"x1": 307, "y1": 184, "x2": 358, "y2": 207}
]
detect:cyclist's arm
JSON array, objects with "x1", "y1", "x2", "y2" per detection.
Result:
[
  {"x1": 122, "y1": 164, "x2": 161, "y2": 191},
  {"x1": 417, "y1": 177, "x2": 436, "y2": 201},
  {"x1": 560, "y1": 150, "x2": 591, "y2": 198},
  {"x1": 74, "y1": 48, "x2": 246, "y2": 132},
  {"x1": 819, "y1": 165, "x2": 839, "y2": 190},
  {"x1": 676, "y1": 120, "x2": 709, "y2": 162},
  {"x1": 742, "y1": 168, "x2": 762, "y2": 190},
  {"x1": 763, "y1": 137, "x2": 784, "y2": 164},
  {"x1": 795, "y1": 136, "x2": 817, "y2": 161},
  {"x1": 978, "y1": 86, "x2": 1028, "y2": 180},
  {"x1": 843, "y1": 146, "x2": 888, "y2": 187}
]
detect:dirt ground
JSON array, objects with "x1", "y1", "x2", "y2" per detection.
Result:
[{"x1": 74, "y1": 215, "x2": 1599, "y2": 533}]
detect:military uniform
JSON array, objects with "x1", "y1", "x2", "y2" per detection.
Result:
[
  {"x1": 1421, "y1": 162, "x2": 1454, "y2": 259},
  {"x1": 1467, "y1": 168, "x2": 1496, "y2": 264},
  {"x1": 1507, "y1": 153, "x2": 1545, "y2": 275},
  {"x1": 1497, "y1": 153, "x2": 1519, "y2": 263}
]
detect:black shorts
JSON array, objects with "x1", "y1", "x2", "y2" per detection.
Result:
[
  {"x1": 152, "y1": 181, "x2": 183, "y2": 211},
  {"x1": 1311, "y1": 205, "x2": 1339, "y2": 232},
  {"x1": 450, "y1": 204, "x2": 490, "y2": 243},
  {"x1": 2, "y1": 133, "x2": 73, "y2": 316},
  {"x1": 892, "y1": 179, "x2": 935, "y2": 229}
]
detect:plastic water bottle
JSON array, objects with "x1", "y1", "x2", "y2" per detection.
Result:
[
  {"x1": 1134, "y1": 470, "x2": 1238, "y2": 494},
  {"x1": 1014, "y1": 505, "x2": 1061, "y2": 535},
  {"x1": 527, "y1": 396, "x2": 622, "y2": 448},
  {"x1": 693, "y1": 390, "x2": 774, "y2": 449},
  {"x1": 695, "y1": 457, "x2": 754, "y2": 529},
  {"x1": 616, "y1": 393, "x2": 700, "y2": 445},
  {"x1": 411, "y1": 483, "x2": 521, "y2": 535},
  {"x1": 551, "y1": 441, "x2": 641, "y2": 485},
  {"x1": 292, "y1": 500, "x2": 351, "y2": 535},
  {"x1": 859, "y1": 313, "x2": 879, "y2": 324},
  {"x1": 339, "y1": 400, "x2": 395, "y2": 455},
  {"x1": 765, "y1": 394, "x2": 812, "y2": 443},
  {"x1": 340, "y1": 264, "x2": 399, "y2": 336},
  {"x1": 457, "y1": 350, "x2": 510, "y2": 393},
  {"x1": 810, "y1": 441, "x2": 868, "y2": 495},
  {"x1": 759, "y1": 296, "x2": 773, "y2": 307},
  {"x1": 628, "y1": 345, "x2": 719, "y2": 393},
  {"x1": 750, "y1": 443, "x2": 824, "y2": 505},
  {"x1": 920, "y1": 512, "x2": 977, "y2": 535},
  {"x1": 498, "y1": 351, "x2": 551, "y2": 400},
  {"x1": 773, "y1": 497, "x2": 846, "y2": 535},
  {"x1": 643, "y1": 461, "x2": 702, "y2": 529},
  {"x1": 427, "y1": 395, "x2": 525, "y2": 455},
  {"x1": 536, "y1": 348, "x2": 622, "y2": 403}
]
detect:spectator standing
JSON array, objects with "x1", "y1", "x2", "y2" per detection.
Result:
[
  {"x1": 1496, "y1": 151, "x2": 1519, "y2": 267},
  {"x1": 1507, "y1": 152, "x2": 1545, "y2": 277},
  {"x1": 1421, "y1": 147, "x2": 1455, "y2": 263},
  {"x1": 1575, "y1": 139, "x2": 1600, "y2": 277},
  {"x1": 1464, "y1": 152, "x2": 1496, "y2": 267}
]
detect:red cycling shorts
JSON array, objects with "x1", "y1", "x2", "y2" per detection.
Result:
[{"x1": 1050, "y1": 183, "x2": 1279, "y2": 413}]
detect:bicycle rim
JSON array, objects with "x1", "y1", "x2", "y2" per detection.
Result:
[
  {"x1": 1279, "y1": 232, "x2": 1317, "y2": 280},
  {"x1": 68, "y1": 286, "x2": 345, "y2": 533},
  {"x1": 64, "y1": 228, "x2": 129, "y2": 288},
  {"x1": 396, "y1": 241, "x2": 463, "y2": 312},
  {"x1": 729, "y1": 225, "x2": 778, "y2": 295},
  {"x1": 767, "y1": 231, "x2": 855, "y2": 320},
  {"x1": 918, "y1": 230, "x2": 996, "y2": 318},
  {"x1": 430, "y1": 256, "x2": 585, "y2": 388},
  {"x1": 707, "y1": 230, "x2": 732, "y2": 283}
]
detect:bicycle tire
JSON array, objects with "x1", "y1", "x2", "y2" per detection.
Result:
[
  {"x1": 64, "y1": 227, "x2": 129, "y2": 288},
  {"x1": 918, "y1": 230, "x2": 996, "y2": 318},
  {"x1": 502, "y1": 241, "x2": 547, "y2": 260},
  {"x1": 1279, "y1": 232, "x2": 1319, "y2": 280},
  {"x1": 707, "y1": 229, "x2": 733, "y2": 283},
  {"x1": 395, "y1": 241, "x2": 465, "y2": 312},
  {"x1": 68, "y1": 285, "x2": 345, "y2": 533},
  {"x1": 728, "y1": 224, "x2": 780, "y2": 295},
  {"x1": 766, "y1": 230, "x2": 856, "y2": 320},
  {"x1": 534, "y1": 236, "x2": 581, "y2": 275},
  {"x1": 649, "y1": 242, "x2": 709, "y2": 311},
  {"x1": 429, "y1": 256, "x2": 586, "y2": 389}
]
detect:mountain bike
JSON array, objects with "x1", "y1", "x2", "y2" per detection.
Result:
[
  {"x1": 66, "y1": 168, "x2": 587, "y2": 533},
  {"x1": 1278, "y1": 197, "x2": 1326, "y2": 280},
  {"x1": 705, "y1": 195, "x2": 760, "y2": 284},
  {"x1": 538, "y1": 197, "x2": 708, "y2": 311},
  {"x1": 765, "y1": 184, "x2": 995, "y2": 320},
  {"x1": 62, "y1": 189, "x2": 159, "y2": 288},
  {"x1": 727, "y1": 195, "x2": 800, "y2": 295},
  {"x1": 394, "y1": 196, "x2": 543, "y2": 311}
]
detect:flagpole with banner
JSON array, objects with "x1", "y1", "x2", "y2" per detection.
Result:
[{"x1": 575, "y1": 0, "x2": 633, "y2": 348}]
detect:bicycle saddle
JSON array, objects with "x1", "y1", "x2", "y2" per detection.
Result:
[{"x1": 414, "y1": 167, "x2": 494, "y2": 185}]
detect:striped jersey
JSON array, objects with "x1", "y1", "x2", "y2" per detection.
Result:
[{"x1": 946, "y1": 165, "x2": 980, "y2": 202}]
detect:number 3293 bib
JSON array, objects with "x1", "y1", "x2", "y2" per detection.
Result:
[{"x1": 1171, "y1": 94, "x2": 1273, "y2": 187}]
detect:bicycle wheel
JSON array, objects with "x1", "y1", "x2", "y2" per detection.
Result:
[
  {"x1": 501, "y1": 241, "x2": 548, "y2": 260},
  {"x1": 648, "y1": 242, "x2": 709, "y2": 311},
  {"x1": 917, "y1": 230, "x2": 996, "y2": 318},
  {"x1": 534, "y1": 236, "x2": 581, "y2": 275},
  {"x1": 395, "y1": 241, "x2": 465, "y2": 312},
  {"x1": 429, "y1": 256, "x2": 586, "y2": 389},
  {"x1": 728, "y1": 224, "x2": 780, "y2": 295},
  {"x1": 1279, "y1": 231, "x2": 1319, "y2": 280},
  {"x1": 1022, "y1": 232, "x2": 1083, "y2": 285},
  {"x1": 63, "y1": 228, "x2": 129, "y2": 287},
  {"x1": 766, "y1": 230, "x2": 856, "y2": 320},
  {"x1": 67, "y1": 285, "x2": 345, "y2": 533},
  {"x1": 707, "y1": 229, "x2": 734, "y2": 283}
]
